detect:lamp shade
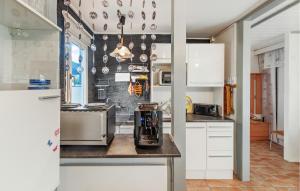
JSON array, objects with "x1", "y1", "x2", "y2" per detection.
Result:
[
  {"x1": 109, "y1": 43, "x2": 134, "y2": 62},
  {"x1": 109, "y1": 15, "x2": 134, "y2": 62}
]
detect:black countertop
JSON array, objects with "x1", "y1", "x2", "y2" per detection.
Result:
[
  {"x1": 116, "y1": 114, "x2": 234, "y2": 126},
  {"x1": 61, "y1": 104, "x2": 115, "y2": 112},
  {"x1": 60, "y1": 134, "x2": 181, "y2": 159},
  {"x1": 186, "y1": 114, "x2": 234, "y2": 122}
]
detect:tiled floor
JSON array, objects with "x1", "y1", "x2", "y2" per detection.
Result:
[{"x1": 186, "y1": 141, "x2": 300, "y2": 191}]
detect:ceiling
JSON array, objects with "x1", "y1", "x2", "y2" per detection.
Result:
[
  {"x1": 251, "y1": 2, "x2": 300, "y2": 50},
  {"x1": 68, "y1": 0, "x2": 268, "y2": 37},
  {"x1": 186, "y1": 0, "x2": 268, "y2": 37}
]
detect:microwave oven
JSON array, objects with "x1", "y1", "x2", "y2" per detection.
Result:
[{"x1": 159, "y1": 71, "x2": 171, "y2": 86}]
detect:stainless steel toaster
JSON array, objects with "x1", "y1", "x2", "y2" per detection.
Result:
[{"x1": 60, "y1": 105, "x2": 115, "y2": 145}]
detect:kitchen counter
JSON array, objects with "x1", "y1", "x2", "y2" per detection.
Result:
[
  {"x1": 61, "y1": 104, "x2": 115, "y2": 112},
  {"x1": 116, "y1": 114, "x2": 233, "y2": 126},
  {"x1": 60, "y1": 134, "x2": 181, "y2": 158},
  {"x1": 186, "y1": 114, "x2": 234, "y2": 122}
]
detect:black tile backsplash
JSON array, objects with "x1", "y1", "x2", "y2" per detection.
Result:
[
  {"x1": 57, "y1": 0, "x2": 172, "y2": 118},
  {"x1": 90, "y1": 34, "x2": 171, "y2": 117}
]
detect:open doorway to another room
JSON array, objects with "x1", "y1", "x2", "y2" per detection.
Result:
[
  {"x1": 250, "y1": 48, "x2": 284, "y2": 146},
  {"x1": 250, "y1": 2, "x2": 300, "y2": 164},
  {"x1": 70, "y1": 42, "x2": 87, "y2": 105}
]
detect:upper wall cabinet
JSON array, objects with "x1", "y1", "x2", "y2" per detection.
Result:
[
  {"x1": 187, "y1": 44, "x2": 224, "y2": 87},
  {"x1": 151, "y1": 43, "x2": 172, "y2": 64}
]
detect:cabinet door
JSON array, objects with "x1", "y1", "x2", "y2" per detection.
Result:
[
  {"x1": 187, "y1": 44, "x2": 224, "y2": 87},
  {"x1": 151, "y1": 43, "x2": 171, "y2": 64},
  {"x1": 186, "y1": 123, "x2": 207, "y2": 178},
  {"x1": 59, "y1": 165, "x2": 167, "y2": 191},
  {"x1": 163, "y1": 122, "x2": 172, "y2": 134},
  {"x1": 0, "y1": 90, "x2": 60, "y2": 191}
]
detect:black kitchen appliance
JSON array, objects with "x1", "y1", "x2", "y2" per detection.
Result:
[
  {"x1": 159, "y1": 71, "x2": 171, "y2": 86},
  {"x1": 193, "y1": 103, "x2": 221, "y2": 117},
  {"x1": 134, "y1": 103, "x2": 163, "y2": 148}
]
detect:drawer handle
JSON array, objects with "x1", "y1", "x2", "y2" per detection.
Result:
[
  {"x1": 208, "y1": 155, "x2": 232, "y2": 158},
  {"x1": 209, "y1": 136, "x2": 232, "y2": 138},
  {"x1": 38, "y1": 95, "x2": 60, "y2": 101}
]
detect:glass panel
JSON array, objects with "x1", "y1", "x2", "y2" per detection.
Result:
[{"x1": 71, "y1": 43, "x2": 85, "y2": 105}]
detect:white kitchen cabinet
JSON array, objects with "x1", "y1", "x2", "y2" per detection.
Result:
[
  {"x1": 187, "y1": 44, "x2": 224, "y2": 87},
  {"x1": 0, "y1": 89, "x2": 61, "y2": 191},
  {"x1": 207, "y1": 131, "x2": 233, "y2": 151},
  {"x1": 59, "y1": 164, "x2": 167, "y2": 191},
  {"x1": 0, "y1": 1, "x2": 60, "y2": 189},
  {"x1": 186, "y1": 123, "x2": 207, "y2": 179},
  {"x1": 151, "y1": 43, "x2": 171, "y2": 64},
  {"x1": 186, "y1": 122, "x2": 234, "y2": 179},
  {"x1": 206, "y1": 122, "x2": 234, "y2": 179},
  {"x1": 163, "y1": 122, "x2": 172, "y2": 134}
]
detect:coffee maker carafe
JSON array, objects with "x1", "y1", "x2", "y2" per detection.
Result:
[{"x1": 134, "y1": 103, "x2": 163, "y2": 147}]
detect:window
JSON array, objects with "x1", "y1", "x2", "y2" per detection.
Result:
[{"x1": 71, "y1": 43, "x2": 86, "y2": 105}]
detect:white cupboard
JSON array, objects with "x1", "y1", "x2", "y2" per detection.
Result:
[
  {"x1": 0, "y1": 0, "x2": 61, "y2": 190},
  {"x1": 151, "y1": 43, "x2": 172, "y2": 64},
  {"x1": 151, "y1": 43, "x2": 225, "y2": 87},
  {"x1": 186, "y1": 122, "x2": 234, "y2": 179},
  {"x1": 59, "y1": 160, "x2": 168, "y2": 191},
  {"x1": 187, "y1": 44, "x2": 224, "y2": 87},
  {"x1": 0, "y1": 90, "x2": 61, "y2": 191},
  {"x1": 186, "y1": 123, "x2": 207, "y2": 179}
]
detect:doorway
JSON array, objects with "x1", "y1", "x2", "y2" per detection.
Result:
[
  {"x1": 70, "y1": 42, "x2": 87, "y2": 105},
  {"x1": 250, "y1": 48, "x2": 285, "y2": 145}
]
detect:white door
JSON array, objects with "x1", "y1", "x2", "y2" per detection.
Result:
[
  {"x1": 187, "y1": 44, "x2": 224, "y2": 87},
  {"x1": 186, "y1": 123, "x2": 207, "y2": 179},
  {"x1": 0, "y1": 89, "x2": 60, "y2": 191}
]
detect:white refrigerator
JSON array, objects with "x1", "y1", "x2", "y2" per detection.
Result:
[{"x1": 0, "y1": 89, "x2": 60, "y2": 191}]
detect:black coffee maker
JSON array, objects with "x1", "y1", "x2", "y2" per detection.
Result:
[{"x1": 134, "y1": 103, "x2": 163, "y2": 148}]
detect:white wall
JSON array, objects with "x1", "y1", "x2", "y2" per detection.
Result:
[
  {"x1": 0, "y1": 28, "x2": 59, "y2": 89},
  {"x1": 151, "y1": 87, "x2": 217, "y2": 107},
  {"x1": 215, "y1": 24, "x2": 237, "y2": 120},
  {"x1": 214, "y1": 24, "x2": 238, "y2": 175},
  {"x1": 284, "y1": 32, "x2": 300, "y2": 162},
  {"x1": 251, "y1": 53, "x2": 260, "y2": 73},
  {"x1": 277, "y1": 66, "x2": 284, "y2": 132},
  {"x1": 0, "y1": 25, "x2": 12, "y2": 84}
]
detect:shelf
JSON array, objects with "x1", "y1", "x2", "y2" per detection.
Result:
[
  {"x1": 130, "y1": 71, "x2": 150, "y2": 73},
  {"x1": 151, "y1": 62, "x2": 172, "y2": 65},
  {"x1": 153, "y1": 85, "x2": 172, "y2": 88},
  {"x1": 0, "y1": 0, "x2": 61, "y2": 31}
]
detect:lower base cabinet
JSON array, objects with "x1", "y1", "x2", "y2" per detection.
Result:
[
  {"x1": 59, "y1": 164, "x2": 167, "y2": 191},
  {"x1": 186, "y1": 123, "x2": 207, "y2": 179},
  {"x1": 186, "y1": 122, "x2": 234, "y2": 180}
]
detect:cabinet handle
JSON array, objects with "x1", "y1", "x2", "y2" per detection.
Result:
[
  {"x1": 38, "y1": 95, "x2": 60, "y2": 101},
  {"x1": 208, "y1": 155, "x2": 232, "y2": 158},
  {"x1": 208, "y1": 136, "x2": 232, "y2": 138}
]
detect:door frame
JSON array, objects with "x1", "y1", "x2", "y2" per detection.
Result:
[
  {"x1": 69, "y1": 36, "x2": 88, "y2": 105},
  {"x1": 236, "y1": 0, "x2": 300, "y2": 180}
]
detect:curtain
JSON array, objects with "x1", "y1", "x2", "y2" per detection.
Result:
[{"x1": 62, "y1": 11, "x2": 92, "y2": 48}]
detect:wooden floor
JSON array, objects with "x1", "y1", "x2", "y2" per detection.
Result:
[{"x1": 186, "y1": 141, "x2": 300, "y2": 191}]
